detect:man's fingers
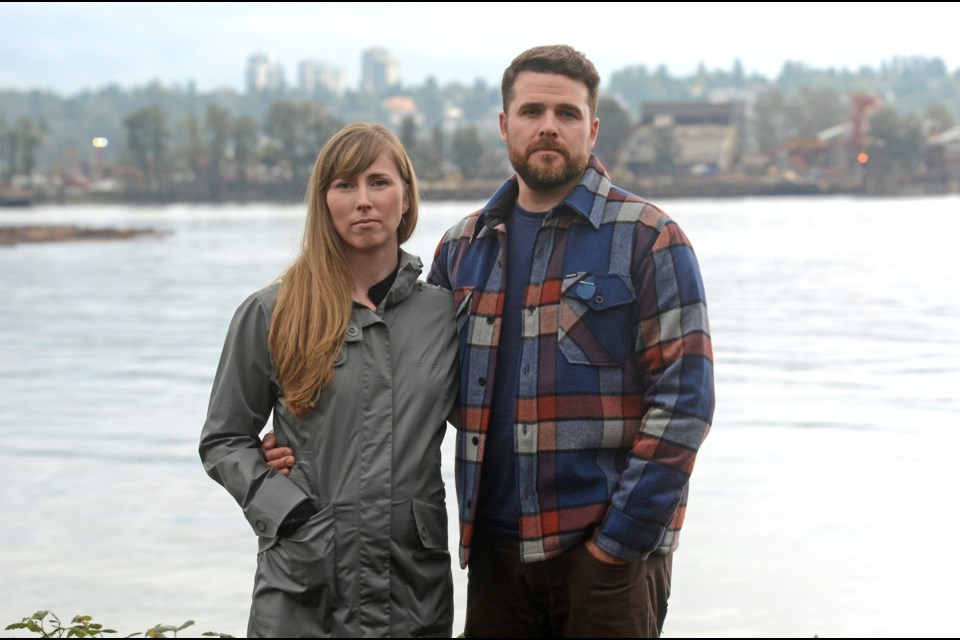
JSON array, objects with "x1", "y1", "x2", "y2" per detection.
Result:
[
  {"x1": 262, "y1": 431, "x2": 277, "y2": 449},
  {"x1": 261, "y1": 431, "x2": 294, "y2": 473},
  {"x1": 264, "y1": 445, "x2": 293, "y2": 461},
  {"x1": 584, "y1": 539, "x2": 629, "y2": 565},
  {"x1": 265, "y1": 454, "x2": 295, "y2": 470}
]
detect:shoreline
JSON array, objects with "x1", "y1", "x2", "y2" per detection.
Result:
[{"x1": 7, "y1": 172, "x2": 958, "y2": 209}]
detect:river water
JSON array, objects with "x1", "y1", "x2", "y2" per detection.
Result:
[{"x1": 1, "y1": 195, "x2": 958, "y2": 637}]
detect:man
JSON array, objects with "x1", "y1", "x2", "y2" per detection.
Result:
[{"x1": 267, "y1": 44, "x2": 714, "y2": 637}]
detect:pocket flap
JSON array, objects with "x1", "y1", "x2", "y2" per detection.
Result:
[
  {"x1": 564, "y1": 273, "x2": 634, "y2": 311},
  {"x1": 412, "y1": 498, "x2": 449, "y2": 550}
]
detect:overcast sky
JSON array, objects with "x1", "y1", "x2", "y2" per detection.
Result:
[{"x1": 2, "y1": 2, "x2": 958, "y2": 95}]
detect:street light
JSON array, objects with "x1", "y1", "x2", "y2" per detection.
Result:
[{"x1": 92, "y1": 137, "x2": 108, "y2": 179}]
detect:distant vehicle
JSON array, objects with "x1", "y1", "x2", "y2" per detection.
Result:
[{"x1": 689, "y1": 163, "x2": 718, "y2": 177}]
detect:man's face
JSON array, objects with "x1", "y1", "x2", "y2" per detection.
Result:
[{"x1": 500, "y1": 71, "x2": 599, "y2": 194}]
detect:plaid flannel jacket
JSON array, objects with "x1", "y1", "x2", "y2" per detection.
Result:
[{"x1": 428, "y1": 156, "x2": 714, "y2": 566}]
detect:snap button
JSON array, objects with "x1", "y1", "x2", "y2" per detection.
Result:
[
  {"x1": 255, "y1": 520, "x2": 266, "y2": 532},
  {"x1": 478, "y1": 377, "x2": 487, "y2": 386},
  {"x1": 472, "y1": 436, "x2": 479, "y2": 445},
  {"x1": 594, "y1": 294, "x2": 604, "y2": 305},
  {"x1": 347, "y1": 326, "x2": 359, "y2": 337},
  {"x1": 486, "y1": 316, "x2": 495, "y2": 324},
  {"x1": 576, "y1": 280, "x2": 596, "y2": 300}
]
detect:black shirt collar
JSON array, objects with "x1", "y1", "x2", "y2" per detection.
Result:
[{"x1": 368, "y1": 264, "x2": 399, "y2": 308}]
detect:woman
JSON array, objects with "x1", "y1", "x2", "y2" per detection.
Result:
[{"x1": 199, "y1": 123, "x2": 457, "y2": 638}]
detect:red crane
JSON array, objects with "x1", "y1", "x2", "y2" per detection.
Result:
[{"x1": 850, "y1": 92, "x2": 882, "y2": 165}]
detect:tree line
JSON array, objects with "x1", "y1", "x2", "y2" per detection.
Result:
[{"x1": 1, "y1": 56, "x2": 958, "y2": 201}]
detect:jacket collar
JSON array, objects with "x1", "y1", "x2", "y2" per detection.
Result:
[
  {"x1": 473, "y1": 154, "x2": 612, "y2": 241},
  {"x1": 380, "y1": 248, "x2": 422, "y2": 309}
]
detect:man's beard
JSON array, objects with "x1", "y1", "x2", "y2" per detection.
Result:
[{"x1": 508, "y1": 140, "x2": 588, "y2": 192}]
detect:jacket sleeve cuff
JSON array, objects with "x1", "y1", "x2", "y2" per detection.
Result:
[
  {"x1": 242, "y1": 473, "x2": 312, "y2": 539},
  {"x1": 595, "y1": 507, "x2": 665, "y2": 561}
]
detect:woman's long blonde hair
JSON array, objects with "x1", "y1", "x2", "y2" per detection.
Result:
[{"x1": 269, "y1": 122, "x2": 419, "y2": 418}]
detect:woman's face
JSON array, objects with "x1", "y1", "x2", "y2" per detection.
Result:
[{"x1": 326, "y1": 149, "x2": 408, "y2": 258}]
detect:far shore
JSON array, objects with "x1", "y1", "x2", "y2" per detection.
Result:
[{"x1": 0, "y1": 225, "x2": 166, "y2": 246}]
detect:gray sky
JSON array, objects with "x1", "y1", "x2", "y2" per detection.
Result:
[{"x1": 2, "y1": 2, "x2": 958, "y2": 95}]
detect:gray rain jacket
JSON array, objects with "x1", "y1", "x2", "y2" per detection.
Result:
[{"x1": 199, "y1": 251, "x2": 458, "y2": 638}]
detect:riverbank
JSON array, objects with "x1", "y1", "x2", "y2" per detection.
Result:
[{"x1": 420, "y1": 178, "x2": 843, "y2": 200}]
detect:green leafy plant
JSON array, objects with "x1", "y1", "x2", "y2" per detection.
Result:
[
  {"x1": 5, "y1": 611, "x2": 233, "y2": 638},
  {"x1": 5, "y1": 611, "x2": 113, "y2": 638}
]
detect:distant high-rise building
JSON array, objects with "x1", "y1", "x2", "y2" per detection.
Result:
[
  {"x1": 361, "y1": 47, "x2": 400, "y2": 94},
  {"x1": 246, "y1": 52, "x2": 285, "y2": 94},
  {"x1": 298, "y1": 60, "x2": 346, "y2": 97}
]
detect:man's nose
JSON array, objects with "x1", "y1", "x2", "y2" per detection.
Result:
[{"x1": 538, "y1": 112, "x2": 559, "y2": 137}]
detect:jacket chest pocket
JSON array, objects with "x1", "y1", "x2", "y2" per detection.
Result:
[{"x1": 558, "y1": 272, "x2": 636, "y2": 366}]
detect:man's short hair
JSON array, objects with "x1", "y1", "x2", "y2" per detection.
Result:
[{"x1": 501, "y1": 44, "x2": 600, "y2": 116}]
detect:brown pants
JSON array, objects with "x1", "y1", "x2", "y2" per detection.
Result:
[{"x1": 464, "y1": 533, "x2": 672, "y2": 638}]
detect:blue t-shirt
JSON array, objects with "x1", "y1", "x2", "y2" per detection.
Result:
[{"x1": 475, "y1": 202, "x2": 547, "y2": 538}]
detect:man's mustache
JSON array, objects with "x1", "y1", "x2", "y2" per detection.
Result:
[{"x1": 526, "y1": 141, "x2": 569, "y2": 157}]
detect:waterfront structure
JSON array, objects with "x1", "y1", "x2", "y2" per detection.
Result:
[{"x1": 626, "y1": 102, "x2": 746, "y2": 175}]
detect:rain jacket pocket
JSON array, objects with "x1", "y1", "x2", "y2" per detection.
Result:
[
  {"x1": 404, "y1": 499, "x2": 453, "y2": 637},
  {"x1": 412, "y1": 498, "x2": 449, "y2": 550},
  {"x1": 558, "y1": 272, "x2": 636, "y2": 366},
  {"x1": 258, "y1": 503, "x2": 338, "y2": 609}
]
